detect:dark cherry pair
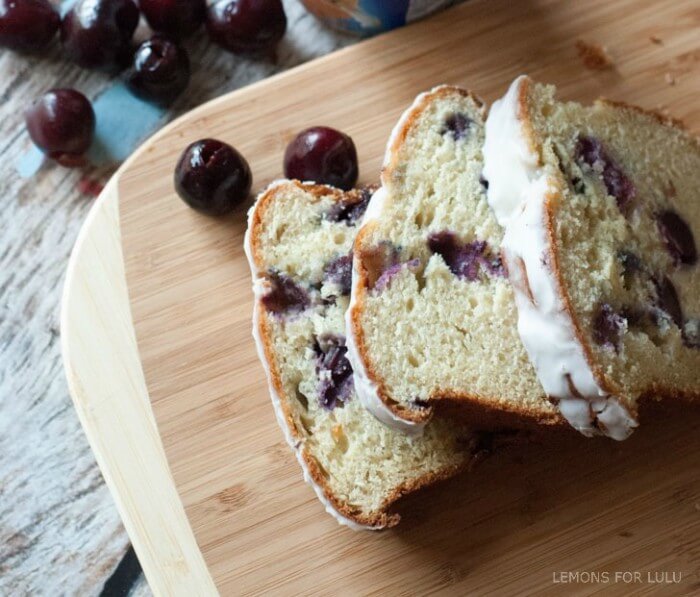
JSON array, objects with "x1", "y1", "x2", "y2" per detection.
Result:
[{"x1": 176, "y1": 127, "x2": 359, "y2": 216}]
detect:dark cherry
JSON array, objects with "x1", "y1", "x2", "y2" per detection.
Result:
[
  {"x1": 284, "y1": 126, "x2": 358, "y2": 191},
  {"x1": 323, "y1": 254, "x2": 352, "y2": 296},
  {"x1": 125, "y1": 36, "x2": 190, "y2": 106},
  {"x1": 174, "y1": 139, "x2": 252, "y2": 216},
  {"x1": 653, "y1": 275, "x2": 683, "y2": 328},
  {"x1": 206, "y1": 0, "x2": 286, "y2": 55},
  {"x1": 427, "y1": 231, "x2": 505, "y2": 281},
  {"x1": 441, "y1": 112, "x2": 472, "y2": 141},
  {"x1": 325, "y1": 187, "x2": 371, "y2": 224},
  {"x1": 61, "y1": 0, "x2": 139, "y2": 72},
  {"x1": 262, "y1": 271, "x2": 309, "y2": 315},
  {"x1": 139, "y1": 0, "x2": 205, "y2": 39},
  {"x1": 0, "y1": 0, "x2": 59, "y2": 52},
  {"x1": 593, "y1": 303, "x2": 626, "y2": 352},
  {"x1": 25, "y1": 89, "x2": 95, "y2": 167},
  {"x1": 313, "y1": 335, "x2": 353, "y2": 410},
  {"x1": 576, "y1": 135, "x2": 636, "y2": 215},
  {"x1": 657, "y1": 210, "x2": 697, "y2": 266}
]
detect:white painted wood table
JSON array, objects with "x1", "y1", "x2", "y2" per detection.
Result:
[{"x1": 0, "y1": 2, "x2": 361, "y2": 593}]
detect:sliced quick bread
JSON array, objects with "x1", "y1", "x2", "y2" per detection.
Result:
[
  {"x1": 483, "y1": 75, "x2": 700, "y2": 440},
  {"x1": 245, "y1": 179, "x2": 482, "y2": 529},
  {"x1": 346, "y1": 86, "x2": 560, "y2": 435}
]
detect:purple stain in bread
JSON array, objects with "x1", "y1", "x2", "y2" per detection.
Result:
[
  {"x1": 657, "y1": 210, "x2": 697, "y2": 266},
  {"x1": 313, "y1": 334, "x2": 353, "y2": 410},
  {"x1": 593, "y1": 303, "x2": 627, "y2": 352},
  {"x1": 653, "y1": 275, "x2": 683, "y2": 328},
  {"x1": 325, "y1": 187, "x2": 372, "y2": 225},
  {"x1": 323, "y1": 253, "x2": 352, "y2": 296},
  {"x1": 428, "y1": 232, "x2": 478, "y2": 280},
  {"x1": 575, "y1": 135, "x2": 636, "y2": 214},
  {"x1": 374, "y1": 258, "x2": 420, "y2": 292},
  {"x1": 441, "y1": 112, "x2": 472, "y2": 141},
  {"x1": 479, "y1": 175, "x2": 489, "y2": 191},
  {"x1": 262, "y1": 270, "x2": 310, "y2": 314},
  {"x1": 427, "y1": 231, "x2": 505, "y2": 281}
]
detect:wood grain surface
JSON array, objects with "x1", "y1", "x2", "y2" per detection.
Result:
[
  {"x1": 66, "y1": 0, "x2": 700, "y2": 594},
  {"x1": 0, "y1": 1, "x2": 354, "y2": 593}
]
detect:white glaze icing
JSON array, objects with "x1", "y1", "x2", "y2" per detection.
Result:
[
  {"x1": 345, "y1": 187, "x2": 426, "y2": 437},
  {"x1": 482, "y1": 76, "x2": 638, "y2": 441},
  {"x1": 244, "y1": 187, "x2": 379, "y2": 531}
]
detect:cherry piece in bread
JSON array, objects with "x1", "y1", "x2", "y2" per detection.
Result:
[{"x1": 657, "y1": 210, "x2": 697, "y2": 266}]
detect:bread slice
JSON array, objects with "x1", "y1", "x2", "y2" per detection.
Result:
[
  {"x1": 483, "y1": 75, "x2": 700, "y2": 440},
  {"x1": 346, "y1": 86, "x2": 560, "y2": 434},
  {"x1": 245, "y1": 179, "x2": 482, "y2": 529}
]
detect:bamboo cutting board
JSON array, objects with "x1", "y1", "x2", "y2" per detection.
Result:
[{"x1": 62, "y1": 0, "x2": 700, "y2": 594}]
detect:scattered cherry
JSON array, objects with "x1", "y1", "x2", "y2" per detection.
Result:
[
  {"x1": 284, "y1": 127, "x2": 358, "y2": 190},
  {"x1": 125, "y1": 36, "x2": 190, "y2": 106},
  {"x1": 174, "y1": 139, "x2": 252, "y2": 215},
  {"x1": 206, "y1": 0, "x2": 286, "y2": 55},
  {"x1": 61, "y1": 0, "x2": 139, "y2": 72},
  {"x1": 25, "y1": 89, "x2": 95, "y2": 167},
  {"x1": 139, "y1": 0, "x2": 206, "y2": 39},
  {"x1": 0, "y1": 0, "x2": 59, "y2": 52}
]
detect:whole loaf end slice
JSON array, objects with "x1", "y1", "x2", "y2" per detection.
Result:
[{"x1": 245, "y1": 179, "x2": 484, "y2": 529}]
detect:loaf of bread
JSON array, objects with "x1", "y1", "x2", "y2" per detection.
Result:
[
  {"x1": 346, "y1": 86, "x2": 559, "y2": 434},
  {"x1": 245, "y1": 179, "x2": 481, "y2": 529},
  {"x1": 483, "y1": 76, "x2": 700, "y2": 439}
]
